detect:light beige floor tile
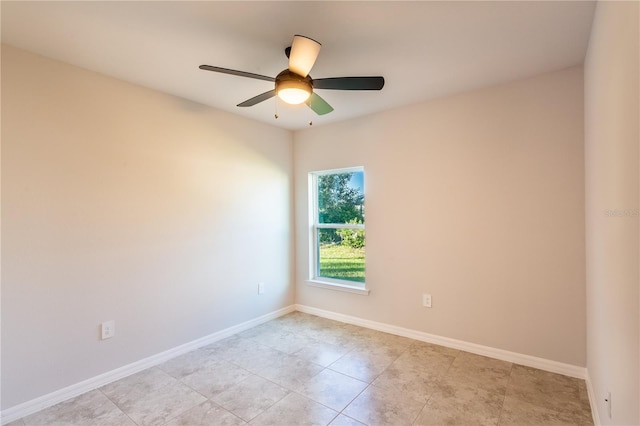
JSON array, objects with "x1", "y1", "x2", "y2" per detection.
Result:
[
  {"x1": 235, "y1": 346, "x2": 289, "y2": 374},
  {"x1": 499, "y1": 395, "x2": 585, "y2": 425},
  {"x1": 298, "y1": 369, "x2": 368, "y2": 411},
  {"x1": 255, "y1": 353, "x2": 324, "y2": 390},
  {"x1": 329, "y1": 414, "x2": 366, "y2": 426},
  {"x1": 157, "y1": 348, "x2": 221, "y2": 379},
  {"x1": 212, "y1": 374, "x2": 290, "y2": 421},
  {"x1": 202, "y1": 335, "x2": 257, "y2": 356},
  {"x1": 270, "y1": 312, "x2": 318, "y2": 332},
  {"x1": 302, "y1": 314, "x2": 345, "y2": 330},
  {"x1": 301, "y1": 326, "x2": 360, "y2": 348},
  {"x1": 243, "y1": 329, "x2": 319, "y2": 354},
  {"x1": 293, "y1": 339, "x2": 351, "y2": 367},
  {"x1": 204, "y1": 337, "x2": 285, "y2": 373},
  {"x1": 298, "y1": 316, "x2": 350, "y2": 336},
  {"x1": 23, "y1": 390, "x2": 134, "y2": 426},
  {"x1": 577, "y1": 381, "x2": 594, "y2": 415},
  {"x1": 352, "y1": 329, "x2": 414, "y2": 355},
  {"x1": 100, "y1": 368, "x2": 176, "y2": 401},
  {"x1": 343, "y1": 384, "x2": 425, "y2": 426},
  {"x1": 203, "y1": 335, "x2": 268, "y2": 359},
  {"x1": 328, "y1": 347, "x2": 398, "y2": 383},
  {"x1": 340, "y1": 323, "x2": 367, "y2": 335},
  {"x1": 351, "y1": 339, "x2": 407, "y2": 359},
  {"x1": 270, "y1": 313, "x2": 342, "y2": 337},
  {"x1": 502, "y1": 367, "x2": 594, "y2": 425},
  {"x1": 577, "y1": 380, "x2": 589, "y2": 403},
  {"x1": 6, "y1": 420, "x2": 26, "y2": 426},
  {"x1": 346, "y1": 329, "x2": 396, "y2": 352},
  {"x1": 414, "y1": 380, "x2": 504, "y2": 425},
  {"x1": 392, "y1": 346, "x2": 456, "y2": 377},
  {"x1": 100, "y1": 368, "x2": 208, "y2": 425},
  {"x1": 506, "y1": 365, "x2": 586, "y2": 413},
  {"x1": 180, "y1": 360, "x2": 251, "y2": 398},
  {"x1": 163, "y1": 400, "x2": 246, "y2": 426},
  {"x1": 236, "y1": 322, "x2": 282, "y2": 339},
  {"x1": 110, "y1": 381, "x2": 205, "y2": 426},
  {"x1": 202, "y1": 335, "x2": 244, "y2": 352},
  {"x1": 372, "y1": 360, "x2": 441, "y2": 403},
  {"x1": 443, "y1": 352, "x2": 512, "y2": 395},
  {"x1": 406, "y1": 340, "x2": 461, "y2": 359},
  {"x1": 249, "y1": 392, "x2": 338, "y2": 426},
  {"x1": 268, "y1": 311, "x2": 312, "y2": 328},
  {"x1": 451, "y1": 351, "x2": 512, "y2": 373}
]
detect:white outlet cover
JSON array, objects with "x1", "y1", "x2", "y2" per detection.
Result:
[
  {"x1": 422, "y1": 294, "x2": 432, "y2": 308},
  {"x1": 101, "y1": 320, "x2": 115, "y2": 340}
]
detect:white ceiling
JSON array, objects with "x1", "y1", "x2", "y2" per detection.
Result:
[{"x1": 1, "y1": 1, "x2": 596, "y2": 130}]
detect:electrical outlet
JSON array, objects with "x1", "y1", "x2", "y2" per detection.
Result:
[
  {"x1": 422, "y1": 293, "x2": 432, "y2": 308},
  {"x1": 101, "y1": 320, "x2": 115, "y2": 340},
  {"x1": 258, "y1": 282, "x2": 265, "y2": 295}
]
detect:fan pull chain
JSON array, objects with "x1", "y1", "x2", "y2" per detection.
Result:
[{"x1": 274, "y1": 98, "x2": 279, "y2": 120}]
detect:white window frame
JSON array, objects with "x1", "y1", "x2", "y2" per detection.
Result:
[{"x1": 307, "y1": 167, "x2": 369, "y2": 295}]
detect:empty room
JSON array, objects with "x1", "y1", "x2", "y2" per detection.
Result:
[{"x1": 1, "y1": 1, "x2": 638, "y2": 425}]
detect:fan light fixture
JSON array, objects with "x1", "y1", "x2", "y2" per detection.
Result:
[
  {"x1": 277, "y1": 80, "x2": 311, "y2": 104},
  {"x1": 275, "y1": 70, "x2": 312, "y2": 105}
]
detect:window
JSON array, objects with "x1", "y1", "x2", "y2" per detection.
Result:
[{"x1": 309, "y1": 167, "x2": 367, "y2": 294}]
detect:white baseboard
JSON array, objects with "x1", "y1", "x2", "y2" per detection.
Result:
[
  {"x1": 295, "y1": 304, "x2": 587, "y2": 379},
  {"x1": 0, "y1": 305, "x2": 295, "y2": 425},
  {"x1": 585, "y1": 370, "x2": 601, "y2": 425}
]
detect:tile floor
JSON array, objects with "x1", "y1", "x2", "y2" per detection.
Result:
[{"x1": 11, "y1": 312, "x2": 594, "y2": 426}]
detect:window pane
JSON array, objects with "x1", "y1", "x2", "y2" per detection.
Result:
[
  {"x1": 317, "y1": 171, "x2": 364, "y2": 224},
  {"x1": 318, "y1": 228, "x2": 365, "y2": 283}
]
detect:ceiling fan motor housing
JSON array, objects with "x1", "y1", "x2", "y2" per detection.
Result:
[{"x1": 275, "y1": 69, "x2": 313, "y2": 97}]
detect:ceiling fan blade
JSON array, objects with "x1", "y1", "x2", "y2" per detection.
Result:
[
  {"x1": 199, "y1": 65, "x2": 274, "y2": 82},
  {"x1": 306, "y1": 92, "x2": 334, "y2": 115},
  {"x1": 237, "y1": 90, "x2": 276, "y2": 107},
  {"x1": 288, "y1": 35, "x2": 321, "y2": 78},
  {"x1": 313, "y1": 76, "x2": 385, "y2": 90}
]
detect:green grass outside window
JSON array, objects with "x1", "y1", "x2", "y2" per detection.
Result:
[{"x1": 318, "y1": 243, "x2": 365, "y2": 283}]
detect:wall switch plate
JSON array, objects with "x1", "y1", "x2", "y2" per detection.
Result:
[
  {"x1": 101, "y1": 320, "x2": 115, "y2": 340},
  {"x1": 422, "y1": 293, "x2": 432, "y2": 308},
  {"x1": 258, "y1": 282, "x2": 265, "y2": 295}
]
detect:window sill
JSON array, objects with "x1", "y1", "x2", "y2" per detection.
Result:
[{"x1": 306, "y1": 279, "x2": 370, "y2": 295}]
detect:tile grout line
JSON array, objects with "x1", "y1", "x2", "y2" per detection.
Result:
[
  {"x1": 410, "y1": 349, "x2": 458, "y2": 426},
  {"x1": 96, "y1": 386, "x2": 140, "y2": 426},
  {"x1": 495, "y1": 361, "x2": 515, "y2": 426}
]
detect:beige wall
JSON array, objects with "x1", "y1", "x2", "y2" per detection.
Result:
[
  {"x1": 1, "y1": 45, "x2": 294, "y2": 409},
  {"x1": 294, "y1": 67, "x2": 586, "y2": 366},
  {"x1": 584, "y1": 1, "x2": 639, "y2": 424}
]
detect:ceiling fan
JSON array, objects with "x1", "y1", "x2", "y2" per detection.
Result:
[{"x1": 199, "y1": 35, "x2": 385, "y2": 116}]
